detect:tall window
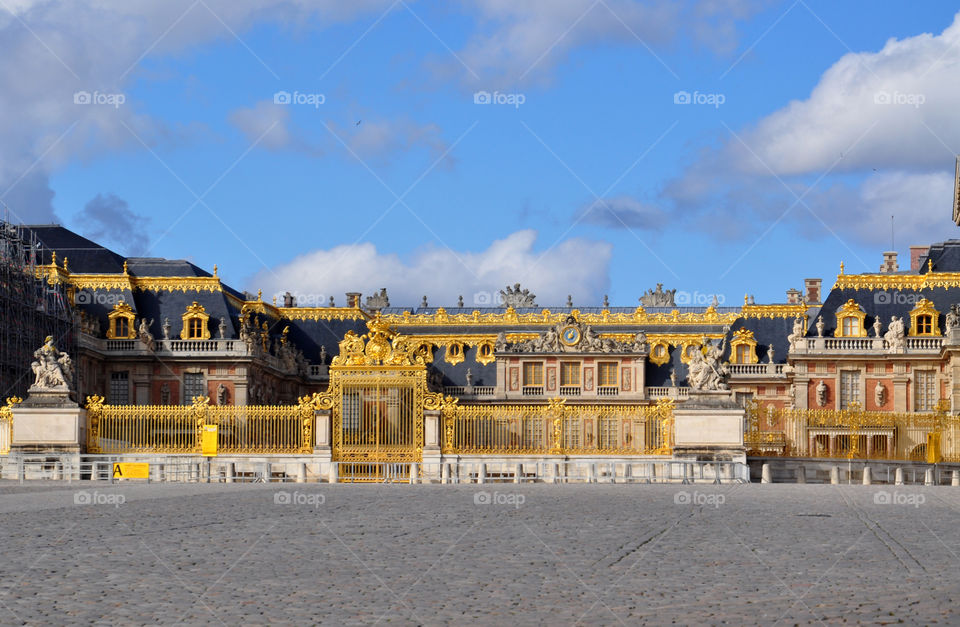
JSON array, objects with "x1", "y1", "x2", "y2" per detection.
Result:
[
  {"x1": 115, "y1": 317, "x2": 129, "y2": 338},
  {"x1": 109, "y1": 371, "x2": 129, "y2": 404},
  {"x1": 916, "y1": 315, "x2": 933, "y2": 335},
  {"x1": 598, "y1": 362, "x2": 618, "y2": 388},
  {"x1": 522, "y1": 362, "x2": 543, "y2": 387},
  {"x1": 735, "y1": 345, "x2": 751, "y2": 364},
  {"x1": 187, "y1": 318, "x2": 204, "y2": 339},
  {"x1": 183, "y1": 372, "x2": 205, "y2": 402},
  {"x1": 915, "y1": 370, "x2": 937, "y2": 412},
  {"x1": 840, "y1": 371, "x2": 860, "y2": 409},
  {"x1": 560, "y1": 362, "x2": 580, "y2": 387},
  {"x1": 842, "y1": 317, "x2": 859, "y2": 337}
]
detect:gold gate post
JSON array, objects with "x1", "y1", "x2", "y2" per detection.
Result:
[
  {"x1": 191, "y1": 396, "x2": 210, "y2": 454},
  {"x1": 548, "y1": 397, "x2": 566, "y2": 455}
]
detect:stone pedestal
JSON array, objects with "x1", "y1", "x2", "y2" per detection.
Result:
[
  {"x1": 11, "y1": 386, "x2": 85, "y2": 453},
  {"x1": 672, "y1": 390, "x2": 746, "y2": 464}
]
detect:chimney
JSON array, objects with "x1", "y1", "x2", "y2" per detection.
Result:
[
  {"x1": 804, "y1": 278, "x2": 822, "y2": 305},
  {"x1": 282, "y1": 291, "x2": 295, "y2": 308},
  {"x1": 910, "y1": 246, "x2": 929, "y2": 272},
  {"x1": 345, "y1": 292, "x2": 361, "y2": 308},
  {"x1": 879, "y1": 251, "x2": 899, "y2": 273},
  {"x1": 785, "y1": 288, "x2": 801, "y2": 304}
]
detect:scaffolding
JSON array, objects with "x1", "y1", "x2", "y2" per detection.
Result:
[{"x1": 0, "y1": 217, "x2": 77, "y2": 399}]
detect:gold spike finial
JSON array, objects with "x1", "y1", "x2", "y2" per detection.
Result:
[
  {"x1": 258, "y1": 288, "x2": 263, "y2": 301},
  {"x1": 213, "y1": 264, "x2": 218, "y2": 277},
  {"x1": 51, "y1": 251, "x2": 56, "y2": 265},
  {"x1": 62, "y1": 257, "x2": 68, "y2": 271},
  {"x1": 743, "y1": 294, "x2": 749, "y2": 306},
  {"x1": 272, "y1": 296, "x2": 277, "y2": 306},
  {"x1": 839, "y1": 261, "x2": 845, "y2": 275},
  {"x1": 928, "y1": 259, "x2": 933, "y2": 273},
  {"x1": 123, "y1": 260, "x2": 128, "y2": 274}
]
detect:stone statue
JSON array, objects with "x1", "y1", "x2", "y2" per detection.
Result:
[
  {"x1": 421, "y1": 295, "x2": 428, "y2": 308},
  {"x1": 873, "y1": 318, "x2": 882, "y2": 338},
  {"x1": 162, "y1": 317, "x2": 171, "y2": 340},
  {"x1": 711, "y1": 294, "x2": 719, "y2": 308},
  {"x1": 365, "y1": 288, "x2": 390, "y2": 310},
  {"x1": 137, "y1": 318, "x2": 155, "y2": 351},
  {"x1": 465, "y1": 368, "x2": 473, "y2": 388},
  {"x1": 874, "y1": 381, "x2": 886, "y2": 407},
  {"x1": 500, "y1": 283, "x2": 536, "y2": 308},
  {"x1": 946, "y1": 305, "x2": 960, "y2": 332},
  {"x1": 494, "y1": 332, "x2": 508, "y2": 352},
  {"x1": 160, "y1": 383, "x2": 170, "y2": 405},
  {"x1": 566, "y1": 295, "x2": 573, "y2": 307},
  {"x1": 329, "y1": 296, "x2": 335, "y2": 307},
  {"x1": 217, "y1": 383, "x2": 228, "y2": 406},
  {"x1": 670, "y1": 371, "x2": 677, "y2": 387},
  {"x1": 319, "y1": 345, "x2": 328, "y2": 364},
  {"x1": 603, "y1": 295, "x2": 609, "y2": 308},
  {"x1": 219, "y1": 317, "x2": 226, "y2": 339},
  {"x1": 885, "y1": 316, "x2": 906, "y2": 351},
  {"x1": 767, "y1": 344, "x2": 775, "y2": 364},
  {"x1": 816, "y1": 380, "x2": 828, "y2": 407},
  {"x1": 816, "y1": 318, "x2": 824, "y2": 338},
  {"x1": 632, "y1": 332, "x2": 649, "y2": 352},
  {"x1": 687, "y1": 335, "x2": 729, "y2": 391},
  {"x1": 787, "y1": 317, "x2": 804, "y2": 350},
  {"x1": 457, "y1": 295, "x2": 464, "y2": 308},
  {"x1": 30, "y1": 336, "x2": 73, "y2": 391},
  {"x1": 639, "y1": 283, "x2": 676, "y2": 307}
]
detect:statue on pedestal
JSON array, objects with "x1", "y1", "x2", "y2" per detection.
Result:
[
  {"x1": 30, "y1": 336, "x2": 73, "y2": 392},
  {"x1": 687, "y1": 334, "x2": 729, "y2": 391}
]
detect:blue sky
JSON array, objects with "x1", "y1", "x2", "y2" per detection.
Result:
[{"x1": 4, "y1": 1, "x2": 960, "y2": 307}]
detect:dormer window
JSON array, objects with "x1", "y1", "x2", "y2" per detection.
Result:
[
  {"x1": 834, "y1": 299, "x2": 867, "y2": 338},
  {"x1": 180, "y1": 302, "x2": 211, "y2": 340},
  {"x1": 908, "y1": 298, "x2": 940, "y2": 337},
  {"x1": 729, "y1": 328, "x2": 758, "y2": 364},
  {"x1": 106, "y1": 302, "x2": 137, "y2": 340}
]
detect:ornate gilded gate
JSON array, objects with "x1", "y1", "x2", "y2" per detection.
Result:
[{"x1": 313, "y1": 315, "x2": 439, "y2": 482}]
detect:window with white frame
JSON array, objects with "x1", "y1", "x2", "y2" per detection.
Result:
[
  {"x1": 915, "y1": 370, "x2": 937, "y2": 412},
  {"x1": 840, "y1": 371, "x2": 860, "y2": 409}
]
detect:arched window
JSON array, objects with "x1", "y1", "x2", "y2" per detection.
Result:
[
  {"x1": 834, "y1": 299, "x2": 866, "y2": 338},
  {"x1": 729, "y1": 328, "x2": 758, "y2": 364},
  {"x1": 842, "y1": 316, "x2": 859, "y2": 336},
  {"x1": 106, "y1": 302, "x2": 136, "y2": 339},
  {"x1": 908, "y1": 299, "x2": 940, "y2": 337}
]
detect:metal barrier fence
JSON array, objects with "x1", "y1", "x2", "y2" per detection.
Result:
[
  {"x1": 746, "y1": 401, "x2": 960, "y2": 462},
  {"x1": 445, "y1": 399, "x2": 673, "y2": 456},
  {"x1": 86, "y1": 395, "x2": 314, "y2": 455},
  {"x1": 0, "y1": 456, "x2": 748, "y2": 484}
]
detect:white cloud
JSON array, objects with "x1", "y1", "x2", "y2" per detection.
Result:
[
  {"x1": 248, "y1": 230, "x2": 613, "y2": 307},
  {"x1": 327, "y1": 118, "x2": 453, "y2": 165},
  {"x1": 446, "y1": 0, "x2": 763, "y2": 87},
  {"x1": 0, "y1": 0, "x2": 395, "y2": 224},
  {"x1": 728, "y1": 13, "x2": 960, "y2": 176},
  {"x1": 656, "y1": 12, "x2": 960, "y2": 250},
  {"x1": 228, "y1": 100, "x2": 301, "y2": 152}
]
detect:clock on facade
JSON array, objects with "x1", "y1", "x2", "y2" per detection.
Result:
[{"x1": 560, "y1": 325, "x2": 581, "y2": 346}]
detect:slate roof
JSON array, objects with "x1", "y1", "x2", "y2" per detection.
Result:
[{"x1": 22, "y1": 225, "x2": 126, "y2": 273}]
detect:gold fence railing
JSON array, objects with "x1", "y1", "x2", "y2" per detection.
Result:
[
  {"x1": 443, "y1": 398, "x2": 673, "y2": 456},
  {"x1": 86, "y1": 395, "x2": 314, "y2": 455},
  {"x1": 746, "y1": 401, "x2": 960, "y2": 462},
  {"x1": 0, "y1": 397, "x2": 20, "y2": 455}
]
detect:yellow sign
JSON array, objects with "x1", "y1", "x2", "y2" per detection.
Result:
[
  {"x1": 927, "y1": 432, "x2": 942, "y2": 464},
  {"x1": 112, "y1": 463, "x2": 149, "y2": 479},
  {"x1": 202, "y1": 424, "x2": 218, "y2": 457}
]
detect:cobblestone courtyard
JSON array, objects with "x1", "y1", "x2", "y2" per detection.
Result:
[{"x1": 0, "y1": 482, "x2": 957, "y2": 625}]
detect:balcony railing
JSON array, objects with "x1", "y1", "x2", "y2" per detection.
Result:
[
  {"x1": 728, "y1": 363, "x2": 786, "y2": 376},
  {"x1": 645, "y1": 387, "x2": 690, "y2": 399},
  {"x1": 443, "y1": 386, "x2": 496, "y2": 397},
  {"x1": 597, "y1": 386, "x2": 619, "y2": 397},
  {"x1": 558, "y1": 386, "x2": 581, "y2": 396},
  {"x1": 522, "y1": 386, "x2": 544, "y2": 396},
  {"x1": 798, "y1": 336, "x2": 944, "y2": 354}
]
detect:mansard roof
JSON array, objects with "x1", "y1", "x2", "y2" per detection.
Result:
[{"x1": 23, "y1": 224, "x2": 126, "y2": 273}]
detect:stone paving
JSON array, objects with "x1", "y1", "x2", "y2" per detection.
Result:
[{"x1": 0, "y1": 481, "x2": 958, "y2": 625}]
